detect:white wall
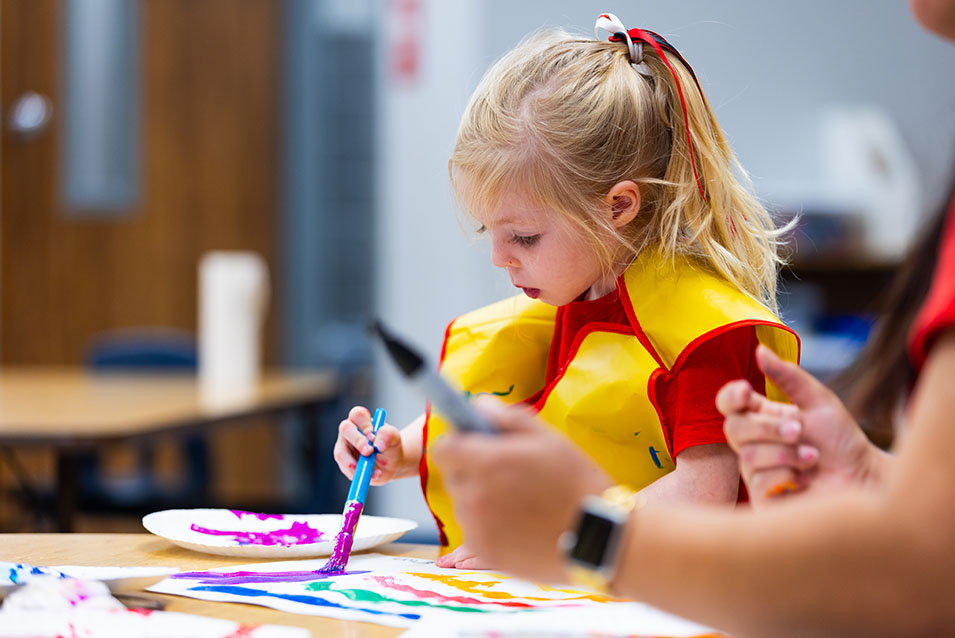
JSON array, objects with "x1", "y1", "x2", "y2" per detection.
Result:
[
  {"x1": 370, "y1": 0, "x2": 503, "y2": 535},
  {"x1": 370, "y1": 0, "x2": 955, "y2": 537}
]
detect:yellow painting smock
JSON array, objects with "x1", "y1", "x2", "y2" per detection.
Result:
[{"x1": 419, "y1": 250, "x2": 800, "y2": 549}]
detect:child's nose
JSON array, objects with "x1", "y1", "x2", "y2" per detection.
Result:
[{"x1": 490, "y1": 240, "x2": 519, "y2": 269}]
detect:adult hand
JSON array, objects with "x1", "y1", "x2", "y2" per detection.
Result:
[
  {"x1": 431, "y1": 398, "x2": 613, "y2": 584},
  {"x1": 332, "y1": 406, "x2": 408, "y2": 485},
  {"x1": 718, "y1": 345, "x2": 889, "y2": 506}
]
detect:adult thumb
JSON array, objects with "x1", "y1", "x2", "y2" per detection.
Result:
[{"x1": 756, "y1": 344, "x2": 829, "y2": 409}]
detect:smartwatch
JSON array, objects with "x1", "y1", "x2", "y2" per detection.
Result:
[{"x1": 560, "y1": 485, "x2": 643, "y2": 593}]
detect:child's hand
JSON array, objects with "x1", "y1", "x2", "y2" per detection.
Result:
[
  {"x1": 333, "y1": 406, "x2": 406, "y2": 485},
  {"x1": 434, "y1": 544, "x2": 493, "y2": 570}
]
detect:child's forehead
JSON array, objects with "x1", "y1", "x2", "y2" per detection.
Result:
[{"x1": 471, "y1": 189, "x2": 552, "y2": 227}]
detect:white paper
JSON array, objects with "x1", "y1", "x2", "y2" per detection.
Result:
[{"x1": 150, "y1": 553, "x2": 722, "y2": 635}]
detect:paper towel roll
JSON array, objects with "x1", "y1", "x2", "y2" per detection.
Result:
[{"x1": 198, "y1": 251, "x2": 270, "y2": 405}]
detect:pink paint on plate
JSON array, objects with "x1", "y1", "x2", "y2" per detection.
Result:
[
  {"x1": 189, "y1": 520, "x2": 326, "y2": 546},
  {"x1": 229, "y1": 510, "x2": 285, "y2": 521}
]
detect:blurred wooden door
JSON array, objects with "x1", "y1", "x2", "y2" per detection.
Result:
[
  {"x1": 0, "y1": 0, "x2": 282, "y2": 365},
  {"x1": 0, "y1": 0, "x2": 287, "y2": 515}
]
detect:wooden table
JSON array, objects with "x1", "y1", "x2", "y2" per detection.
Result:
[
  {"x1": 0, "y1": 534, "x2": 436, "y2": 637},
  {"x1": 0, "y1": 368, "x2": 338, "y2": 531}
]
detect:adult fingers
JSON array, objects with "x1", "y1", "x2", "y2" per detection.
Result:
[
  {"x1": 716, "y1": 380, "x2": 764, "y2": 416},
  {"x1": 744, "y1": 466, "x2": 804, "y2": 503},
  {"x1": 723, "y1": 412, "x2": 802, "y2": 452},
  {"x1": 737, "y1": 441, "x2": 819, "y2": 474}
]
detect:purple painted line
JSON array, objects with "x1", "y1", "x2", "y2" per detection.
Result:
[
  {"x1": 170, "y1": 569, "x2": 370, "y2": 586},
  {"x1": 189, "y1": 520, "x2": 325, "y2": 546},
  {"x1": 230, "y1": 510, "x2": 284, "y2": 521},
  {"x1": 318, "y1": 500, "x2": 363, "y2": 573}
]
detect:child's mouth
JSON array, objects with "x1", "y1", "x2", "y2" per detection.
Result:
[{"x1": 521, "y1": 287, "x2": 540, "y2": 299}]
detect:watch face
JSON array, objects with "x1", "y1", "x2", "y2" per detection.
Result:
[{"x1": 568, "y1": 510, "x2": 614, "y2": 566}]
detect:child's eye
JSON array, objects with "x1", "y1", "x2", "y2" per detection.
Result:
[
  {"x1": 476, "y1": 224, "x2": 487, "y2": 234},
  {"x1": 511, "y1": 234, "x2": 541, "y2": 247}
]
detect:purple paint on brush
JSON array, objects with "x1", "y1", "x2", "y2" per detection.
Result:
[
  {"x1": 318, "y1": 500, "x2": 363, "y2": 573},
  {"x1": 189, "y1": 520, "x2": 325, "y2": 546},
  {"x1": 230, "y1": 510, "x2": 284, "y2": 521},
  {"x1": 170, "y1": 568, "x2": 369, "y2": 585}
]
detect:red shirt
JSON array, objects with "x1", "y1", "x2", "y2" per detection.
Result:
[
  {"x1": 530, "y1": 286, "x2": 766, "y2": 459},
  {"x1": 909, "y1": 194, "x2": 955, "y2": 369}
]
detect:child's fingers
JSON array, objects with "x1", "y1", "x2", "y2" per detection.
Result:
[
  {"x1": 332, "y1": 437, "x2": 358, "y2": 480},
  {"x1": 348, "y1": 406, "x2": 375, "y2": 440},
  {"x1": 338, "y1": 417, "x2": 376, "y2": 456},
  {"x1": 454, "y1": 556, "x2": 492, "y2": 570},
  {"x1": 372, "y1": 425, "x2": 402, "y2": 454},
  {"x1": 435, "y1": 544, "x2": 470, "y2": 568}
]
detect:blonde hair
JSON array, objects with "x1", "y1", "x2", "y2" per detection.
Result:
[{"x1": 449, "y1": 29, "x2": 788, "y2": 312}]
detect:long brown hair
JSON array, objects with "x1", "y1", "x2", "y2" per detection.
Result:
[{"x1": 839, "y1": 177, "x2": 955, "y2": 447}]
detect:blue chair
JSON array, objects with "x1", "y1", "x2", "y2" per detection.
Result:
[{"x1": 80, "y1": 329, "x2": 210, "y2": 511}]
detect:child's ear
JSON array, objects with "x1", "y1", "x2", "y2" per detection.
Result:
[{"x1": 604, "y1": 181, "x2": 641, "y2": 228}]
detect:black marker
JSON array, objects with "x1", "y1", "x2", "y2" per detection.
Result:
[{"x1": 371, "y1": 320, "x2": 496, "y2": 433}]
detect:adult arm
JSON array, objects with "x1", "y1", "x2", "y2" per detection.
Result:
[
  {"x1": 614, "y1": 332, "x2": 955, "y2": 636},
  {"x1": 434, "y1": 332, "x2": 955, "y2": 637}
]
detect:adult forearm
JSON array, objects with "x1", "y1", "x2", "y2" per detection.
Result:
[{"x1": 612, "y1": 490, "x2": 952, "y2": 637}]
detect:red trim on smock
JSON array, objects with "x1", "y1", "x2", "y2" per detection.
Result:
[{"x1": 528, "y1": 287, "x2": 765, "y2": 460}]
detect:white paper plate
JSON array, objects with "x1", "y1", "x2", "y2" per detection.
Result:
[
  {"x1": 0, "y1": 563, "x2": 179, "y2": 595},
  {"x1": 142, "y1": 509, "x2": 418, "y2": 558}
]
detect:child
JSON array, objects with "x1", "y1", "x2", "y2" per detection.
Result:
[{"x1": 334, "y1": 13, "x2": 799, "y2": 567}]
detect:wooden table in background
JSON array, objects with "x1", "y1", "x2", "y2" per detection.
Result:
[
  {"x1": 0, "y1": 368, "x2": 338, "y2": 531},
  {"x1": 0, "y1": 534, "x2": 436, "y2": 637}
]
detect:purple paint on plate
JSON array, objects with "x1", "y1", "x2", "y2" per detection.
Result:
[
  {"x1": 230, "y1": 510, "x2": 284, "y2": 521},
  {"x1": 170, "y1": 569, "x2": 369, "y2": 585},
  {"x1": 318, "y1": 500, "x2": 363, "y2": 573},
  {"x1": 189, "y1": 520, "x2": 325, "y2": 546}
]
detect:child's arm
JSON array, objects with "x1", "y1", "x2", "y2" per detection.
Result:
[
  {"x1": 635, "y1": 443, "x2": 739, "y2": 505},
  {"x1": 333, "y1": 407, "x2": 424, "y2": 485}
]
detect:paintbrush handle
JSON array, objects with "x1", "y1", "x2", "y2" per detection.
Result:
[{"x1": 345, "y1": 407, "x2": 385, "y2": 505}]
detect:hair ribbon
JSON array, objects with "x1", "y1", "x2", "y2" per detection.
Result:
[{"x1": 595, "y1": 13, "x2": 707, "y2": 201}]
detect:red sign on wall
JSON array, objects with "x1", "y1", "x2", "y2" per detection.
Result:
[{"x1": 388, "y1": 0, "x2": 423, "y2": 86}]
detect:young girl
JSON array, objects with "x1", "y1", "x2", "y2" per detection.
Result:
[{"x1": 334, "y1": 13, "x2": 798, "y2": 566}]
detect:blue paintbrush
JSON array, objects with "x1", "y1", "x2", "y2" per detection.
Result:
[{"x1": 318, "y1": 407, "x2": 386, "y2": 573}]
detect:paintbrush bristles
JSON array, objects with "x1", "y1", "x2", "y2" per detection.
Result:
[{"x1": 317, "y1": 500, "x2": 364, "y2": 573}]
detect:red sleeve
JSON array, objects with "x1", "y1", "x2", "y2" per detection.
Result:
[
  {"x1": 653, "y1": 325, "x2": 766, "y2": 458},
  {"x1": 909, "y1": 196, "x2": 955, "y2": 370}
]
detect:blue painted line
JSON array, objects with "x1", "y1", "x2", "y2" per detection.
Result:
[
  {"x1": 649, "y1": 446, "x2": 663, "y2": 469},
  {"x1": 189, "y1": 584, "x2": 422, "y2": 620}
]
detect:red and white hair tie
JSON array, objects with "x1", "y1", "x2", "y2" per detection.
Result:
[
  {"x1": 594, "y1": 13, "x2": 651, "y2": 76},
  {"x1": 594, "y1": 12, "x2": 707, "y2": 202}
]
